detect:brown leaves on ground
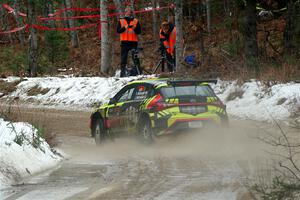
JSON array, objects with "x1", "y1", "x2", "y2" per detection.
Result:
[{"x1": 0, "y1": 80, "x2": 21, "y2": 97}]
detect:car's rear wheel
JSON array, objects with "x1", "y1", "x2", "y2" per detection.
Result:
[
  {"x1": 94, "y1": 118, "x2": 106, "y2": 145},
  {"x1": 138, "y1": 117, "x2": 154, "y2": 144}
]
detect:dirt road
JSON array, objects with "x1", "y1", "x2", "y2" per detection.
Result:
[{"x1": 0, "y1": 107, "x2": 287, "y2": 200}]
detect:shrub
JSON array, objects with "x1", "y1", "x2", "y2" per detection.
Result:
[
  {"x1": 221, "y1": 41, "x2": 243, "y2": 58},
  {"x1": 0, "y1": 103, "x2": 57, "y2": 148},
  {"x1": 252, "y1": 177, "x2": 300, "y2": 200},
  {"x1": 44, "y1": 31, "x2": 69, "y2": 71},
  {"x1": 0, "y1": 47, "x2": 27, "y2": 75}
]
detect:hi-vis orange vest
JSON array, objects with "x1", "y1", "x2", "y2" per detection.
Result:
[
  {"x1": 160, "y1": 27, "x2": 176, "y2": 56},
  {"x1": 119, "y1": 18, "x2": 139, "y2": 42}
]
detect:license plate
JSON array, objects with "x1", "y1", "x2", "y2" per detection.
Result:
[{"x1": 188, "y1": 121, "x2": 203, "y2": 128}]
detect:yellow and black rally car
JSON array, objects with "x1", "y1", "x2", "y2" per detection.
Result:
[{"x1": 90, "y1": 78, "x2": 228, "y2": 144}]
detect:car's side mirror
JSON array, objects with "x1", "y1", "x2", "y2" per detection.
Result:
[{"x1": 109, "y1": 98, "x2": 117, "y2": 104}]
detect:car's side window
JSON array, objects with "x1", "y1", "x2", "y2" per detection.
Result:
[
  {"x1": 132, "y1": 84, "x2": 152, "y2": 101},
  {"x1": 116, "y1": 87, "x2": 135, "y2": 103}
]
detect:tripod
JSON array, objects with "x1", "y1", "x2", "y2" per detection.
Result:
[
  {"x1": 125, "y1": 48, "x2": 142, "y2": 77},
  {"x1": 152, "y1": 48, "x2": 175, "y2": 74}
]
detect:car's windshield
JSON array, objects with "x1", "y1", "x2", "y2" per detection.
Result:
[{"x1": 160, "y1": 85, "x2": 215, "y2": 98}]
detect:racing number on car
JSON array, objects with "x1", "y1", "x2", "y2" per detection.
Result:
[{"x1": 125, "y1": 106, "x2": 138, "y2": 126}]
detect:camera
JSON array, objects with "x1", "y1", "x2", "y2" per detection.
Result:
[
  {"x1": 158, "y1": 45, "x2": 166, "y2": 56},
  {"x1": 132, "y1": 49, "x2": 139, "y2": 59}
]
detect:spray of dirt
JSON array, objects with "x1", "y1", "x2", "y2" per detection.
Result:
[
  {"x1": 54, "y1": 119, "x2": 274, "y2": 200},
  {"x1": 59, "y1": 119, "x2": 270, "y2": 166}
]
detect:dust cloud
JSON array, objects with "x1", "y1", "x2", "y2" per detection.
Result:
[
  {"x1": 55, "y1": 120, "x2": 271, "y2": 200},
  {"x1": 60, "y1": 119, "x2": 269, "y2": 165}
]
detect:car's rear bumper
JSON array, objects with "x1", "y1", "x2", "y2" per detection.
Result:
[{"x1": 155, "y1": 116, "x2": 222, "y2": 136}]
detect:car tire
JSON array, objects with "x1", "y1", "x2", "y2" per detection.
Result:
[
  {"x1": 94, "y1": 118, "x2": 106, "y2": 145},
  {"x1": 138, "y1": 117, "x2": 154, "y2": 144}
]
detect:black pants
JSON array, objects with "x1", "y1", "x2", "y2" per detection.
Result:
[{"x1": 120, "y1": 44, "x2": 141, "y2": 77}]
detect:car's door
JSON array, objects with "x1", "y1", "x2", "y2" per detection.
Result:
[
  {"x1": 106, "y1": 85, "x2": 135, "y2": 133},
  {"x1": 122, "y1": 83, "x2": 154, "y2": 133}
]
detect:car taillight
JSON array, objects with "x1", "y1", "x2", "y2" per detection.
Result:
[{"x1": 147, "y1": 94, "x2": 176, "y2": 111}]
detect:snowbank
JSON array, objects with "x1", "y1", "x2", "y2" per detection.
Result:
[
  {"x1": 4, "y1": 76, "x2": 137, "y2": 109},
  {"x1": 0, "y1": 118, "x2": 62, "y2": 187},
  {"x1": 1, "y1": 77, "x2": 299, "y2": 121},
  {"x1": 213, "y1": 80, "x2": 300, "y2": 121}
]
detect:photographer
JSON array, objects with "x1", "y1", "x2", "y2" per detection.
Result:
[
  {"x1": 117, "y1": 6, "x2": 142, "y2": 77},
  {"x1": 159, "y1": 21, "x2": 176, "y2": 72}
]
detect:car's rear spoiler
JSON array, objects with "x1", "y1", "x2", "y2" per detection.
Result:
[{"x1": 167, "y1": 79, "x2": 218, "y2": 86}]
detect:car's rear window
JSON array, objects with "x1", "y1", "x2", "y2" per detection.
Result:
[{"x1": 160, "y1": 85, "x2": 215, "y2": 98}]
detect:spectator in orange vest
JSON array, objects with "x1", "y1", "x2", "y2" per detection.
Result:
[
  {"x1": 117, "y1": 6, "x2": 141, "y2": 77},
  {"x1": 159, "y1": 21, "x2": 176, "y2": 72}
]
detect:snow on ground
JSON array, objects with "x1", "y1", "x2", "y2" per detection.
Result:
[
  {"x1": 213, "y1": 80, "x2": 300, "y2": 121},
  {"x1": 3, "y1": 76, "x2": 138, "y2": 109},
  {"x1": 0, "y1": 118, "x2": 62, "y2": 187},
  {"x1": 1, "y1": 76, "x2": 299, "y2": 121}
]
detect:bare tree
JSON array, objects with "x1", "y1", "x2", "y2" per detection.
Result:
[
  {"x1": 175, "y1": 0, "x2": 183, "y2": 71},
  {"x1": 152, "y1": 0, "x2": 158, "y2": 38},
  {"x1": 284, "y1": 0, "x2": 300, "y2": 55},
  {"x1": 13, "y1": 0, "x2": 25, "y2": 45},
  {"x1": 198, "y1": 2, "x2": 205, "y2": 64},
  {"x1": 61, "y1": 3, "x2": 68, "y2": 28},
  {"x1": 113, "y1": 0, "x2": 123, "y2": 14},
  {"x1": 64, "y1": 0, "x2": 79, "y2": 48},
  {"x1": 0, "y1": 6, "x2": 4, "y2": 29},
  {"x1": 244, "y1": 0, "x2": 258, "y2": 59},
  {"x1": 44, "y1": 0, "x2": 55, "y2": 28},
  {"x1": 27, "y1": 0, "x2": 38, "y2": 77},
  {"x1": 258, "y1": 123, "x2": 300, "y2": 181},
  {"x1": 130, "y1": 0, "x2": 135, "y2": 10},
  {"x1": 0, "y1": 5, "x2": 13, "y2": 43},
  {"x1": 206, "y1": 0, "x2": 211, "y2": 34},
  {"x1": 100, "y1": 0, "x2": 111, "y2": 74},
  {"x1": 253, "y1": 116, "x2": 300, "y2": 199},
  {"x1": 158, "y1": 0, "x2": 163, "y2": 22}
]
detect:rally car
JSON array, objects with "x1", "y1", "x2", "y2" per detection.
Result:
[{"x1": 90, "y1": 78, "x2": 228, "y2": 144}]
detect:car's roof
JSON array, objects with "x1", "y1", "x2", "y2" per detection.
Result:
[
  {"x1": 128, "y1": 78, "x2": 169, "y2": 86},
  {"x1": 128, "y1": 78, "x2": 217, "y2": 88}
]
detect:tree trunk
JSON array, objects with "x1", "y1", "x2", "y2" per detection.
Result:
[
  {"x1": 188, "y1": 1, "x2": 192, "y2": 21},
  {"x1": 113, "y1": 0, "x2": 123, "y2": 14},
  {"x1": 206, "y1": 0, "x2": 211, "y2": 34},
  {"x1": 158, "y1": 0, "x2": 163, "y2": 22},
  {"x1": 244, "y1": 0, "x2": 258, "y2": 59},
  {"x1": 284, "y1": 0, "x2": 300, "y2": 55},
  {"x1": 130, "y1": 0, "x2": 135, "y2": 10},
  {"x1": 224, "y1": 0, "x2": 229, "y2": 16},
  {"x1": 198, "y1": 2, "x2": 205, "y2": 64},
  {"x1": 13, "y1": 0, "x2": 25, "y2": 45},
  {"x1": 152, "y1": 0, "x2": 158, "y2": 38},
  {"x1": 61, "y1": 4, "x2": 68, "y2": 28},
  {"x1": 64, "y1": 0, "x2": 79, "y2": 48},
  {"x1": 0, "y1": 6, "x2": 3, "y2": 31},
  {"x1": 45, "y1": 0, "x2": 55, "y2": 28},
  {"x1": 28, "y1": 0, "x2": 38, "y2": 77},
  {"x1": 100, "y1": 0, "x2": 111, "y2": 74},
  {"x1": 175, "y1": 0, "x2": 183, "y2": 71},
  {"x1": 0, "y1": 5, "x2": 13, "y2": 43}
]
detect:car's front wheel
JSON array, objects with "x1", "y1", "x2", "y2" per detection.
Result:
[{"x1": 94, "y1": 118, "x2": 106, "y2": 145}]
